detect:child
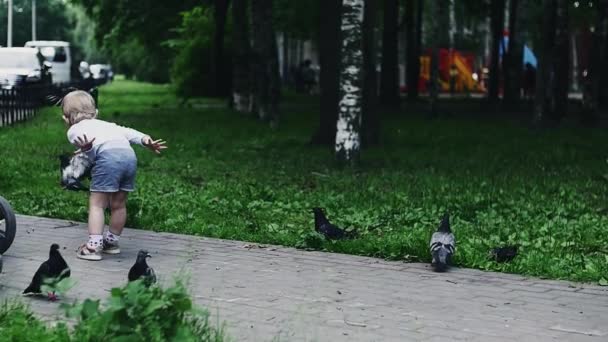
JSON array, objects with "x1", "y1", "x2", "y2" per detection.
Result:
[{"x1": 62, "y1": 90, "x2": 167, "y2": 261}]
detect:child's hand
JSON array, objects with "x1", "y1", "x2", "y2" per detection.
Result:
[
  {"x1": 73, "y1": 134, "x2": 95, "y2": 154},
  {"x1": 142, "y1": 136, "x2": 167, "y2": 154}
]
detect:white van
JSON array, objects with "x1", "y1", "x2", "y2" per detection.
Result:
[{"x1": 24, "y1": 41, "x2": 72, "y2": 84}]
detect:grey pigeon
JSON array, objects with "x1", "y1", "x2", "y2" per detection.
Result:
[
  {"x1": 23, "y1": 244, "x2": 71, "y2": 301},
  {"x1": 429, "y1": 213, "x2": 455, "y2": 272},
  {"x1": 128, "y1": 250, "x2": 156, "y2": 287},
  {"x1": 312, "y1": 208, "x2": 352, "y2": 240},
  {"x1": 59, "y1": 152, "x2": 92, "y2": 191}
]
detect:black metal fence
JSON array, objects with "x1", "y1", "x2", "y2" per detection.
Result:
[{"x1": 0, "y1": 80, "x2": 99, "y2": 128}]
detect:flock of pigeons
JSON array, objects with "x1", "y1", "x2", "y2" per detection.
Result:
[
  {"x1": 4, "y1": 245, "x2": 156, "y2": 301},
  {"x1": 313, "y1": 208, "x2": 518, "y2": 271}
]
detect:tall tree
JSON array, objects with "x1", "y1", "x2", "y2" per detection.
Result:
[
  {"x1": 428, "y1": 0, "x2": 445, "y2": 116},
  {"x1": 534, "y1": 0, "x2": 557, "y2": 123},
  {"x1": 551, "y1": 0, "x2": 569, "y2": 120},
  {"x1": 503, "y1": 0, "x2": 524, "y2": 106},
  {"x1": 362, "y1": 0, "x2": 379, "y2": 145},
  {"x1": 210, "y1": 0, "x2": 232, "y2": 97},
  {"x1": 405, "y1": 0, "x2": 421, "y2": 101},
  {"x1": 582, "y1": 0, "x2": 608, "y2": 122},
  {"x1": 251, "y1": 0, "x2": 281, "y2": 125},
  {"x1": 335, "y1": 0, "x2": 364, "y2": 163},
  {"x1": 232, "y1": 0, "x2": 252, "y2": 113},
  {"x1": 380, "y1": 0, "x2": 400, "y2": 107},
  {"x1": 312, "y1": 0, "x2": 342, "y2": 145},
  {"x1": 488, "y1": 0, "x2": 506, "y2": 103}
]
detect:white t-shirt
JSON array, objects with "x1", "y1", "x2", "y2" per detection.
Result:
[{"x1": 67, "y1": 119, "x2": 146, "y2": 159}]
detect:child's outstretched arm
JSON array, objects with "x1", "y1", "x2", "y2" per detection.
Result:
[{"x1": 141, "y1": 136, "x2": 168, "y2": 154}]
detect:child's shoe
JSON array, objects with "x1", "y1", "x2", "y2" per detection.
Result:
[
  {"x1": 76, "y1": 244, "x2": 102, "y2": 261},
  {"x1": 102, "y1": 239, "x2": 121, "y2": 255}
]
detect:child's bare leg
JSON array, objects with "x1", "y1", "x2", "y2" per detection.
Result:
[
  {"x1": 109, "y1": 191, "x2": 128, "y2": 235},
  {"x1": 89, "y1": 192, "x2": 110, "y2": 235}
]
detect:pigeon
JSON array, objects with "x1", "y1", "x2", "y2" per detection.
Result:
[
  {"x1": 23, "y1": 244, "x2": 71, "y2": 301},
  {"x1": 489, "y1": 246, "x2": 518, "y2": 263},
  {"x1": 312, "y1": 207, "x2": 353, "y2": 240},
  {"x1": 128, "y1": 250, "x2": 156, "y2": 287},
  {"x1": 59, "y1": 152, "x2": 92, "y2": 191},
  {"x1": 46, "y1": 86, "x2": 98, "y2": 107},
  {"x1": 429, "y1": 213, "x2": 456, "y2": 272}
]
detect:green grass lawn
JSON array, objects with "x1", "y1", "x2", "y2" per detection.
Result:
[{"x1": 1, "y1": 80, "x2": 607, "y2": 283}]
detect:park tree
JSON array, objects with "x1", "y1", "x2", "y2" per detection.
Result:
[
  {"x1": 404, "y1": 0, "x2": 422, "y2": 101},
  {"x1": 335, "y1": 0, "x2": 364, "y2": 163},
  {"x1": 232, "y1": 0, "x2": 252, "y2": 113},
  {"x1": 312, "y1": 0, "x2": 341, "y2": 145},
  {"x1": 250, "y1": 0, "x2": 281, "y2": 125},
  {"x1": 488, "y1": 0, "x2": 505, "y2": 103},
  {"x1": 582, "y1": 0, "x2": 608, "y2": 121},
  {"x1": 551, "y1": 0, "x2": 569, "y2": 120},
  {"x1": 503, "y1": 0, "x2": 525, "y2": 106},
  {"x1": 210, "y1": 0, "x2": 232, "y2": 97},
  {"x1": 380, "y1": 0, "x2": 400, "y2": 107},
  {"x1": 534, "y1": 0, "x2": 557, "y2": 123}
]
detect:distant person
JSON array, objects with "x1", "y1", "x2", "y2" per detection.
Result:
[
  {"x1": 449, "y1": 64, "x2": 458, "y2": 95},
  {"x1": 523, "y1": 63, "x2": 536, "y2": 99},
  {"x1": 299, "y1": 60, "x2": 316, "y2": 94},
  {"x1": 61, "y1": 90, "x2": 167, "y2": 261}
]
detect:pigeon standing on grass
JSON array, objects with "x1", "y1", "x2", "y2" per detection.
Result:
[
  {"x1": 128, "y1": 250, "x2": 156, "y2": 287},
  {"x1": 429, "y1": 213, "x2": 456, "y2": 272},
  {"x1": 312, "y1": 207, "x2": 351, "y2": 240},
  {"x1": 23, "y1": 244, "x2": 71, "y2": 301},
  {"x1": 489, "y1": 246, "x2": 518, "y2": 262},
  {"x1": 59, "y1": 152, "x2": 92, "y2": 191}
]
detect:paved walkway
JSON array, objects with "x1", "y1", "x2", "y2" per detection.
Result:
[{"x1": 1, "y1": 215, "x2": 607, "y2": 341}]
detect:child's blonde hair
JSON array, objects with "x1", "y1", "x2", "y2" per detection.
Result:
[{"x1": 62, "y1": 90, "x2": 97, "y2": 125}]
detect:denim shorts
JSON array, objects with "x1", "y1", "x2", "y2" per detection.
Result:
[{"x1": 90, "y1": 148, "x2": 137, "y2": 192}]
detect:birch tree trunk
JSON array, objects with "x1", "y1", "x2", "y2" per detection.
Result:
[
  {"x1": 251, "y1": 0, "x2": 281, "y2": 125},
  {"x1": 551, "y1": 0, "x2": 569, "y2": 121},
  {"x1": 362, "y1": 0, "x2": 379, "y2": 146},
  {"x1": 405, "y1": 0, "x2": 420, "y2": 101},
  {"x1": 232, "y1": 0, "x2": 252, "y2": 113},
  {"x1": 312, "y1": 0, "x2": 342, "y2": 145},
  {"x1": 335, "y1": 0, "x2": 364, "y2": 163},
  {"x1": 380, "y1": 0, "x2": 400, "y2": 107}
]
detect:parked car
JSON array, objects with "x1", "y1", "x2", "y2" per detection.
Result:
[
  {"x1": 25, "y1": 41, "x2": 72, "y2": 84},
  {"x1": 90, "y1": 64, "x2": 114, "y2": 84},
  {"x1": 0, "y1": 47, "x2": 53, "y2": 90}
]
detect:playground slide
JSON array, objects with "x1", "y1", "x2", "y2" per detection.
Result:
[{"x1": 452, "y1": 54, "x2": 479, "y2": 92}]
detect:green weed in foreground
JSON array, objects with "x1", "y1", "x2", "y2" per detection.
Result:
[
  {"x1": 0, "y1": 80, "x2": 607, "y2": 283},
  {"x1": 0, "y1": 280, "x2": 227, "y2": 342}
]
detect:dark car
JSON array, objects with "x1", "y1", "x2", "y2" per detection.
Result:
[{"x1": 0, "y1": 47, "x2": 53, "y2": 90}]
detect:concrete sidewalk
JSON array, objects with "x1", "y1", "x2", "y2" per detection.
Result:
[{"x1": 1, "y1": 215, "x2": 607, "y2": 341}]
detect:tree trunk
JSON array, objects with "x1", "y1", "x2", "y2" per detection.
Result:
[
  {"x1": 251, "y1": 0, "x2": 281, "y2": 125},
  {"x1": 503, "y1": 0, "x2": 524, "y2": 106},
  {"x1": 551, "y1": 0, "x2": 569, "y2": 121},
  {"x1": 380, "y1": 0, "x2": 400, "y2": 107},
  {"x1": 405, "y1": 0, "x2": 420, "y2": 101},
  {"x1": 488, "y1": 0, "x2": 505, "y2": 103},
  {"x1": 534, "y1": 0, "x2": 557, "y2": 123},
  {"x1": 582, "y1": 0, "x2": 608, "y2": 121},
  {"x1": 212, "y1": 0, "x2": 231, "y2": 97},
  {"x1": 362, "y1": 0, "x2": 379, "y2": 146},
  {"x1": 335, "y1": 0, "x2": 364, "y2": 163},
  {"x1": 428, "y1": 0, "x2": 442, "y2": 116},
  {"x1": 232, "y1": 0, "x2": 252, "y2": 113},
  {"x1": 312, "y1": 0, "x2": 342, "y2": 145}
]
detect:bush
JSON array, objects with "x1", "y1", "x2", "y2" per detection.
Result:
[{"x1": 0, "y1": 281, "x2": 226, "y2": 342}]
